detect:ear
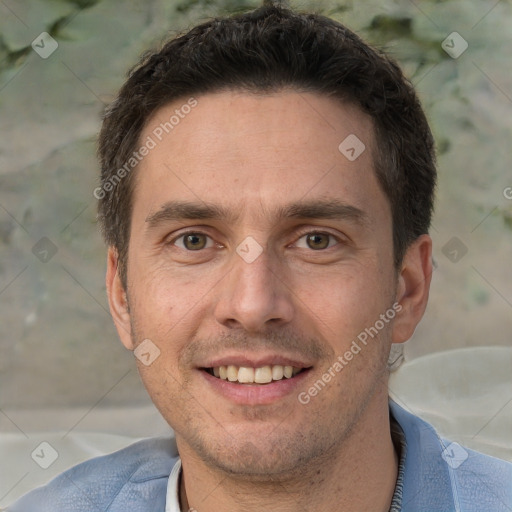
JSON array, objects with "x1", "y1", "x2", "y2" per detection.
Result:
[
  {"x1": 392, "y1": 234, "x2": 433, "y2": 344},
  {"x1": 106, "y1": 247, "x2": 134, "y2": 350}
]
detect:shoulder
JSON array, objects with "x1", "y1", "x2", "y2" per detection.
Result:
[
  {"x1": 454, "y1": 444, "x2": 512, "y2": 511},
  {"x1": 7, "y1": 436, "x2": 179, "y2": 512},
  {"x1": 390, "y1": 400, "x2": 512, "y2": 511}
]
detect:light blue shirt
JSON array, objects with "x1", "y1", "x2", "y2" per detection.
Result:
[{"x1": 8, "y1": 400, "x2": 512, "y2": 511}]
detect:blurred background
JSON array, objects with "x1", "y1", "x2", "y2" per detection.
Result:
[{"x1": 0, "y1": 0, "x2": 511, "y2": 504}]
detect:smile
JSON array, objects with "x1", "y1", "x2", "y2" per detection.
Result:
[{"x1": 204, "y1": 365, "x2": 305, "y2": 384}]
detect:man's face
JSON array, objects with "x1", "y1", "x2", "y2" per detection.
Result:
[{"x1": 114, "y1": 91, "x2": 401, "y2": 476}]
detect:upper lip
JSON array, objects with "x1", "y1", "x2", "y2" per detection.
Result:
[{"x1": 198, "y1": 354, "x2": 314, "y2": 369}]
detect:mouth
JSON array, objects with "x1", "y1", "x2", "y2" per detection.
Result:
[{"x1": 202, "y1": 364, "x2": 309, "y2": 385}]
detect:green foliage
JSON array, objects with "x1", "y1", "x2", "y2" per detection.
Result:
[
  {"x1": 370, "y1": 14, "x2": 413, "y2": 38},
  {"x1": 503, "y1": 210, "x2": 512, "y2": 231},
  {"x1": 52, "y1": 0, "x2": 101, "y2": 7},
  {"x1": 176, "y1": 0, "x2": 259, "y2": 14},
  {"x1": 0, "y1": 0, "x2": 100, "y2": 74}
]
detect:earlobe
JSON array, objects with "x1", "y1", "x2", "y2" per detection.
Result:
[
  {"x1": 392, "y1": 234, "x2": 433, "y2": 344},
  {"x1": 105, "y1": 247, "x2": 134, "y2": 350}
]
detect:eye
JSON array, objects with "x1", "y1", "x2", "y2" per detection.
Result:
[
  {"x1": 295, "y1": 232, "x2": 339, "y2": 250},
  {"x1": 173, "y1": 232, "x2": 214, "y2": 251}
]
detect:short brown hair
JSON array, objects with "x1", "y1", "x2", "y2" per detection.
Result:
[{"x1": 97, "y1": 4, "x2": 436, "y2": 287}]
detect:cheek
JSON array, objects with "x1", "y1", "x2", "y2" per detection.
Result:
[
  {"x1": 129, "y1": 258, "x2": 212, "y2": 330},
  {"x1": 295, "y1": 262, "x2": 386, "y2": 343},
  {"x1": 135, "y1": 358, "x2": 186, "y2": 424}
]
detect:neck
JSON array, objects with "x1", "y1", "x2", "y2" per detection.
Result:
[{"x1": 178, "y1": 393, "x2": 398, "y2": 512}]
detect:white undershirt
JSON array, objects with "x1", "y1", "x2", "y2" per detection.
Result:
[{"x1": 165, "y1": 458, "x2": 183, "y2": 512}]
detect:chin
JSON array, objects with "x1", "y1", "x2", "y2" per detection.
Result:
[
  {"x1": 206, "y1": 447, "x2": 303, "y2": 480},
  {"x1": 180, "y1": 422, "x2": 329, "y2": 480}
]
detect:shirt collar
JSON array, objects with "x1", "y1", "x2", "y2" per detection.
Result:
[{"x1": 165, "y1": 457, "x2": 182, "y2": 512}]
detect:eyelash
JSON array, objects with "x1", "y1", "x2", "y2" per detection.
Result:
[{"x1": 168, "y1": 229, "x2": 342, "y2": 251}]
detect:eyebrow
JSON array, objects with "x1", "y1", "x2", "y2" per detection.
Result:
[{"x1": 145, "y1": 199, "x2": 369, "y2": 229}]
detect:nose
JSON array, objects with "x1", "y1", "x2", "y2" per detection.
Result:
[{"x1": 214, "y1": 246, "x2": 295, "y2": 332}]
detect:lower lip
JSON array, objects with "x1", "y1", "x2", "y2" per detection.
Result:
[{"x1": 199, "y1": 368, "x2": 312, "y2": 405}]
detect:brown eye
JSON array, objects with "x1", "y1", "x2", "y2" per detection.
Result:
[
  {"x1": 174, "y1": 233, "x2": 212, "y2": 250},
  {"x1": 306, "y1": 233, "x2": 331, "y2": 250},
  {"x1": 184, "y1": 233, "x2": 207, "y2": 250}
]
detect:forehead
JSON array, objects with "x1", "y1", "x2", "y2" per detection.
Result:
[{"x1": 132, "y1": 90, "x2": 388, "y2": 229}]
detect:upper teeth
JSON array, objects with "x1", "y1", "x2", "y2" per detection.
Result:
[{"x1": 212, "y1": 365, "x2": 302, "y2": 384}]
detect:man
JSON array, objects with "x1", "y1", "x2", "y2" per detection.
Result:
[{"x1": 8, "y1": 2, "x2": 512, "y2": 511}]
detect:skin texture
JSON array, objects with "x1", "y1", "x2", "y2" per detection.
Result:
[{"x1": 106, "y1": 91, "x2": 432, "y2": 512}]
